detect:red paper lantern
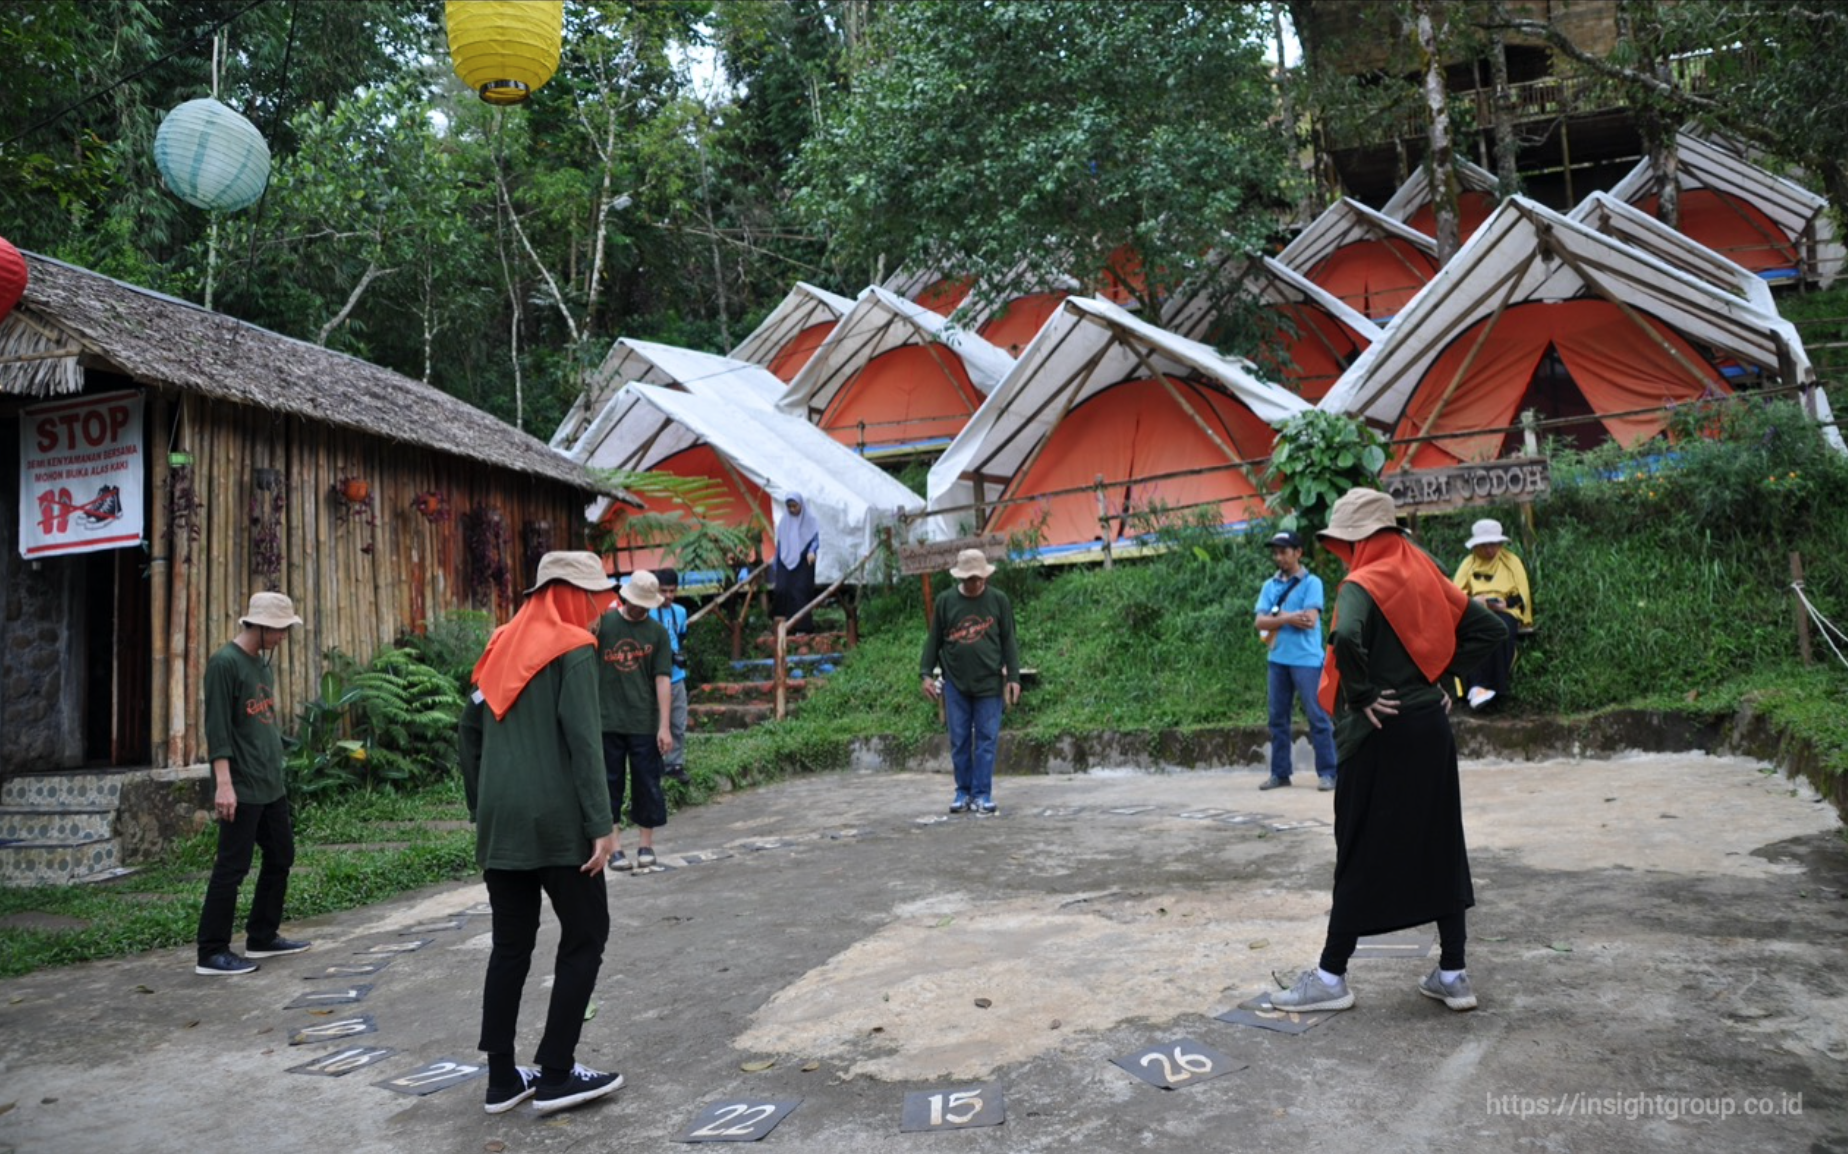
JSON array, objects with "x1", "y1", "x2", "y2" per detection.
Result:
[{"x1": 0, "y1": 236, "x2": 26, "y2": 323}]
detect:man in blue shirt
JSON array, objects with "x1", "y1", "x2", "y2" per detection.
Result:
[
  {"x1": 1253, "y1": 531, "x2": 1337, "y2": 791},
  {"x1": 649, "y1": 568, "x2": 690, "y2": 784}
]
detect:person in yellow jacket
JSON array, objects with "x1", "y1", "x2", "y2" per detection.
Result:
[{"x1": 1451, "y1": 519, "x2": 1532, "y2": 709}]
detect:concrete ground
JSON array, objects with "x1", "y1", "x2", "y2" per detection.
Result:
[{"x1": 1, "y1": 751, "x2": 1844, "y2": 1153}]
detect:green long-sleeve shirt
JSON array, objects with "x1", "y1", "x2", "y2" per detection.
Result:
[
  {"x1": 203, "y1": 642, "x2": 286, "y2": 805},
  {"x1": 459, "y1": 647, "x2": 613, "y2": 871},
  {"x1": 920, "y1": 585, "x2": 1022, "y2": 698},
  {"x1": 1328, "y1": 584, "x2": 1508, "y2": 763}
]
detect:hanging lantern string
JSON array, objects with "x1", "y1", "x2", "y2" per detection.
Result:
[
  {"x1": 242, "y1": 0, "x2": 299, "y2": 296},
  {"x1": 0, "y1": 0, "x2": 272, "y2": 150}
]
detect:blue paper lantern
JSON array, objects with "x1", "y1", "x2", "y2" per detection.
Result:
[{"x1": 153, "y1": 98, "x2": 271, "y2": 212}]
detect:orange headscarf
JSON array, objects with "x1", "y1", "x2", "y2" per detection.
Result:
[
  {"x1": 471, "y1": 583, "x2": 617, "y2": 720},
  {"x1": 1317, "y1": 531, "x2": 1468, "y2": 715}
]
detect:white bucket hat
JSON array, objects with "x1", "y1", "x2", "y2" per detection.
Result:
[
  {"x1": 240, "y1": 591, "x2": 302, "y2": 629},
  {"x1": 526, "y1": 550, "x2": 616, "y2": 595},
  {"x1": 1465, "y1": 519, "x2": 1511, "y2": 549},
  {"x1": 948, "y1": 548, "x2": 996, "y2": 580},
  {"x1": 620, "y1": 569, "x2": 666, "y2": 609}
]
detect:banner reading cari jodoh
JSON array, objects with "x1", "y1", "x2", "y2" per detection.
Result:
[{"x1": 18, "y1": 390, "x2": 145, "y2": 558}]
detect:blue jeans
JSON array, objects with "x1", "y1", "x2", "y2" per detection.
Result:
[
  {"x1": 1268, "y1": 662, "x2": 1337, "y2": 781},
  {"x1": 943, "y1": 678, "x2": 1003, "y2": 801}
]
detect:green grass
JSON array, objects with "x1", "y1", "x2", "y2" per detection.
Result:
[{"x1": 0, "y1": 779, "x2": 476, "y2": 979}]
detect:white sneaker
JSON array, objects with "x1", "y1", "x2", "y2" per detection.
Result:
[{"x1": 1467, "y1": 687, "x2": 1496, "y2": 710}]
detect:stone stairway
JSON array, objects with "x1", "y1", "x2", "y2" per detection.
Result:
[
  {"x1": 0, "y1": 771, "x2": 130, "y2": 887},
  {"x1": 688, "y1": 630, "x2": 847, "y2": 733}
]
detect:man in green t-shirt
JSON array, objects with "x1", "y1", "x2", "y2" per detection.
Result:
[
  {"x1": 194, "y1": 591, "x2": 311, "y2": 976},
  {"x1": 920, "y1": 548, "x2": 1022, "y2": 816},
  {"x1": 596, "y1": 570, "x2": 674, "y2": 873}
]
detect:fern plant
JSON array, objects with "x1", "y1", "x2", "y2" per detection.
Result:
[
  {"x1": 592, "y1": 467, "x2": 766, "y2": 577},
  {"x1": 347, "y1": 647, "x2": 468, "y2": 790}
]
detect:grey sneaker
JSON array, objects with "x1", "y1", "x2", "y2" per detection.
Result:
[
  {"x1": 1418, "y1": 968, "x2": 1478, "y2": 1011},
  {"x1": 1317, "y1": 776, "x2": 1336, "y2": 792},
  {"x1": 1258, "y1": 776, "x2": 1291, "y2": 791},
  {"x1": 1270, "y1": 968, "x2": 1354, "y2": 1011}
]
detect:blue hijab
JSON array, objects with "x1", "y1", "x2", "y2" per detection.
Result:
[{"x1": 775, "y1": 492, "x2": 820, "y2": 569}]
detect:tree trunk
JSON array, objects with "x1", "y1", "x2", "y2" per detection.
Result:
[
  {"x1": 1415, "y1": 1, "x2": 1460, "y2": 263},
  {"x1": 1486, "y1": 0, "x2": 1520, "y2": 196},
  {"x1": 1619, "y1": 1, "x2": 1678, "y2": 228}
]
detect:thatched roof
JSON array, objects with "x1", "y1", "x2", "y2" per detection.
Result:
[{"x1": 3, "y1": 253, "x2": 626, "y2": 497}]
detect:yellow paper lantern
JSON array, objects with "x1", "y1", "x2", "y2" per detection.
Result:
[{"x1": 446, "y1": 0, "x2": 564, "y2": 105}]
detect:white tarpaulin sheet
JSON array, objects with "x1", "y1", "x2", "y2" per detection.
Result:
[
  {"x1": 583, "y1": 383, "x2": 921, "y2": 582},
  {"x1": 729, "y1": 281, "x2": 856, "y2": 368},
  {"x1": 1569, "y1": 191, "x2": 1777, "y2": 312},
  {"x1": 551, "y1": 339, "x2": 784, "y2": 453}
]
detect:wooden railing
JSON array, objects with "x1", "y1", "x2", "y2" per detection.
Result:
[{"x1": 771, "y1": 545, "x2": 876, "y2": 720}]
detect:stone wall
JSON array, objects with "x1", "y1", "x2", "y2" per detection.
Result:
[{"x1": 0, "y1": 426, "x2": 82, "y2": 777}]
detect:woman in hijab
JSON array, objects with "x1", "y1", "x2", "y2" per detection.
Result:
[
  {"x1": 1268, "y1": 489, "x2": 1508, "y2": 1016},
  {"x1": 771, "y1": 492, "x2": 821, "y2": 634}
]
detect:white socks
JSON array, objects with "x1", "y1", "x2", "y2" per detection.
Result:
[
  {"x1": 1440, "y1": 968, "x2": 1465, "y2": 983},
  {"x1": 1317, "y1": 967, "x2": 1344, "y2": 986}
]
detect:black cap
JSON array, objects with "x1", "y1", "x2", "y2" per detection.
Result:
[{"x1": 1267, "y1": 531, "x2": 1305, "y2": 550}]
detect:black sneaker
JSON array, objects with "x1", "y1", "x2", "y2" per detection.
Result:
[
  {"x1": 608, "y1": 851, "x2": 631, "y2": 873},
  {"x1": 195, "y1": 951, "x2": 259, "y2": 976},
  {"x1": 246, "y1": 936, "x2": 312, "y2": 957},
  {"x1": 636, "y1": 847, "x2": 657, "y2": 868},
  {"x1": 483, "y1": 1066, "x2": 541, "y2": 1114},
  {"x1": 948, "y1": 794, "x2": 970, "y2": 814},
  {"x1": 665, "y1": 765, "x2": 690, "y2": 784},
  {"x1": 532, "y1": 1065, "x2": 624, "y2": 1114}
]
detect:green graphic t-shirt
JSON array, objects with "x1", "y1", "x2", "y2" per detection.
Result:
[
  {"x1": 594, "y1": 608, "x2": 673, "y2": 734},
  {"x1": 203, "y1": 641, "x2": 286, "y2": 804}
]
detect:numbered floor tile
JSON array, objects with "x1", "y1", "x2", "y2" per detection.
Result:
[
  {"x1": 288, "y1": 1014, "x2": 379, "y2": 1046},
  {"x1": 900, "y1": 1085, "x2": 1005, "y2": 1133},
  {"x1": 458, "y1": 903, "x2": 493, "y2": 917},
  {"x1": 374, "y1": 1058, "x2": 488, "y2": 1097},
  {"x1": 305, "y1": 959, "x2": 391, "y2": 979},
  {"x1": 1217, "y1": 996, "x2": 1338, "y2": 1036},
  {"x1": 678, "y1": 1099, "x2": 800, "y2": 1143},
  {"x1": 284, "y1": 984, "x2": 372, "y2": 1010},
  {"x1": 401, "y1": 920, "x2": 465, "y2": 935},
  {"x1": 1351, "y1": 929, "x2": 1434, "y2": 959},
  {"x1": 1265, "y1": 817, "x2": 1330, "y2": 832},
  {"x1": 677, "y1": 850, "x2": 733, "y2": 865},
  {"x1": 356, "y1": 938, "x2": 432, "y2": 955},
  {"x1": 287, "y1": 1045, "x2": 398, "y2": 1077},
  {"x1": 1111, "y1": 1038, "x2": 1244, "y2": 1091}
]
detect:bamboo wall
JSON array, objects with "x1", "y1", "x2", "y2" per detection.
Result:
[{"x1": 154, "y1": 387, "x2": 588, "y2": 768}]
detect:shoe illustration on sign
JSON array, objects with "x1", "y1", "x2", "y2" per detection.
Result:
[{"x1": 36, "y1": 484, "x2": 123, "y2": 534}]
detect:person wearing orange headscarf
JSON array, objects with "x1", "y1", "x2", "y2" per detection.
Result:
[
  {"x1": 460, "y1": 551, "x2": 625, "y2": 1117},
  {"x1": 1268, "y1": 489, "x2": 1508, "y2": 1016}
]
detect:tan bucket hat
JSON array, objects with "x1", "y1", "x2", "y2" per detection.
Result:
[
  {"x1": 948, "y1": 548, "x2": 996, "y2": 580},
  {"x1": 1316, "y1": 488, "x2": 1404, "y2": 543},
  {"x1": 240, "y1": 591, "x2": 303, "y2": 629},
  {"x1": 620, "y1": 569, "x2": 666, "y2": 609},
  {"x1": 526, "y1": 550, "x2": 617, "y2": 595}
]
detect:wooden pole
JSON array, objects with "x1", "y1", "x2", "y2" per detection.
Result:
[
  {"x1": 773, "y1": 617, "x2": 789, "y2": 720},
  {"x1": 147, "y1": 391, "x2": 171, "y2": 768},
  {"x1": 1792, "y1": 551, "x2": 1813, "y2": 666},
  {"x1": 1096, "y1": 475, "x2": 1114, "y2": 570},
  {"x1": 921, "y1": 573, "x2": 934, "y2": 627}
]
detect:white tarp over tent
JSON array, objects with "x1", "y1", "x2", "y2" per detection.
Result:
[
  {"x1": 1318, "y1": 196, "x2": 1815, "y2": 461},
  {"x1": 1276, "y1": 196, "x2": 1440, "y2": 277},
  {"x1": 1607, "y1": 129, "x2": 1843, "y2": 288},
  {"x1": 1569, "y1": 190, "x2": 1777, "y2": 312},
  {"x1": 581, "y1": 383, "x2": 922, "y2": 583},
  {"x1": 728, "y1": 281, "x2": 856, "y2": 373},
  {"x1": 927, "y1": 296, "x2": 1310, "y2": 547},
  {"x1": 1274, "y1": 197, "x2": 1442, "y2": 321},
  {"x1": 1379, "y1": 158, "x2": 1500, "y2": 225},
  {"x1": 778, "y1": 285, "x2": 1015, "y2": 453},
  {"x1": 550, "y1": 338, "x2": 784, "y2": 453},
  {"x1": 1160, "y1": 252, "x2": 1382, "y2": 349}
]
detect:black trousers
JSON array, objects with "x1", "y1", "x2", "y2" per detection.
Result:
[
  {"x1": 605, "y1": 731, "x2": 667, "y2": 829},
  {"x1": 1320, "y1": 911, "x2": 1468, "y2": 975},
  {"x1": 1464, "y1": 610, "x2": 1522, "y2": 697},
  {"x1": 479, "y1": 865, "x2": 610, "y2": 1071},
  {"x1": 196, "y1": 794, "x2": 294, "y2": 961}
]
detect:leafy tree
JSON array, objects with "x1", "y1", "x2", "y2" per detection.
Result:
[
  {"x1": 795, "y1": 0, "x2": 1295, "y2": 313},
  {"x1": 1264, "y1": 409, "x2": 1388, "y2": 534}
]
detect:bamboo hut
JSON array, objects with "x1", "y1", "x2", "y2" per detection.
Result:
[{"x1": 0, "y1": 253, "x2": 628, "y2": 775}]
